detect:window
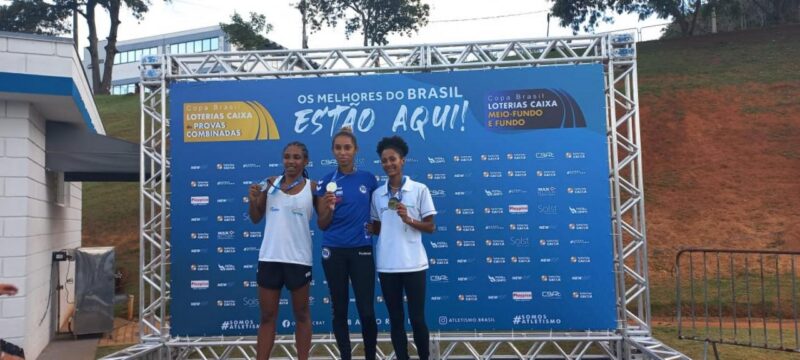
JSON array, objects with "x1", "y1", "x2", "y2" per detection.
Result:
[
  {"x1": 112, "y1": 47, "x2": 158, "y2": 65},
  {"x1": 168, "y1": 37, "x2": 220, "y2": 54},
  {"x1": 111, "y1": 83, "x2": 136, "y2": 95}
]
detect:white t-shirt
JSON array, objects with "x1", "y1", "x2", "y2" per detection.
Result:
[
  {"x1": 259, "y1": 177, "x2": 314, "y2": 266},
  {"x1": 370, "y1": 176, "x2": 437, "y2": 273}
]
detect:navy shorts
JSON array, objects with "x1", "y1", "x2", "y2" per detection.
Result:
[{"x1": 257, "y1": 261, "x2": 312, "y2": 290}]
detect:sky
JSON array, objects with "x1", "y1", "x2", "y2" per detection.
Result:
[{"x1": 3, "y1": 0, "x2": 671, "y2": 53}]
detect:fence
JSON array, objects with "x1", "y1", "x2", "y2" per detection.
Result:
[{"x1": 675, "y1": 248, "x2": 800, "y2": 358}]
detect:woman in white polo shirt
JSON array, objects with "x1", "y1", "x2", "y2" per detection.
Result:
[{"x1": 369, "y1": 136, "x2": 436, "y2": 360}]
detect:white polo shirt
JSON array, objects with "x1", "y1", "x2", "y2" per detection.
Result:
[{"x1": 370, "y1": 176, "x2": 437, "y2": 273}]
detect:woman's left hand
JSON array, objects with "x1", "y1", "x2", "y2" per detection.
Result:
[{"x1": 396, "y1": 203, "x2": 411, "y2": 224}]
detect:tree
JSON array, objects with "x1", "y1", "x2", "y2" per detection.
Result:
[
  {"x1": 220, "y1": 12, "x2": 283, "y2": 50},
  {"x1": 0, "y1": 0, "x2": 71, "y2": 35},
  {"x1": 549, "y1": 0, "x2": 705, "y2": 37},
  {"x1": 305, "y1": 0, "x2": 430, "y2": 46}
]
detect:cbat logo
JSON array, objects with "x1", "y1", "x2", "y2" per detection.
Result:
[
  {"x1": 535, "y1": 152, "x2": 555, "y2": 159},
  {"x1": 429, "y1": 275, "x2": 449, "y2": 283}
]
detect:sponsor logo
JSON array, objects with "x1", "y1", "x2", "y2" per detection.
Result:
[
  {"x1": 482, "y1": 171, "x2": 503, "y2": 178},
  {"x1": 430, "y1": 190, "x2": 446, "y2": 198},
  {"x1": 427, "y1": 156, "x2": 446, "y2": 164},
  {"x1": 455, "y1": 240, "x2": 476, "y2": 247},
  {"x1": 565, "y1": 152, "x2": 586, "y2": 159},
  {"x1": 216, "y1": 197, "x2": 235, "y2": 204},
  {"x1": 218, "y1": 264, "x2": 236, "y2": 271},
  {"x1": 567, "y1": 187, "x2": 588, "y2": 194},
  {"x1": 243, "y1": 280, "x2": 258, "y2": 287},
  {"x1": 216, "y1": 230, "x2": 235, "y2": 240},
  {"x1": 242, "y1": 297, "x2": 259, "y2": 308},
  {"x1": 190, "y1": 248, "x2": 208, "y2": 254},
  {"x1": 487, "y1": 275, "x2": 507, "y2": 283},
  {"x1": 539, "y1": 239, "x2": 560, "y2": 246},
  {"x1": 321, "y1": 247, "x2": 331, "y2": 259},
  {"x1": 485, "y1": 239, "x2": 505, "y2": 246},
  {"x1": 190, "y1": 264, "x2": 209, "y2": 271},
  {"x1": 538, "y1": 224, "x2": 557, "y2": 230},
  {"x1": 541, "y1": 291, "x2": 562, "y2": 299},
  {"x1": 507, "y1": 153, "x2": 526, "y2": 160},
  {"x1": 437, "y1": 225, "x2": 448, "y2": 232},
  {"x1": 507, "y1": 170, "x2": 527, "y2": 177},
  {"x1": 452, "y1": 155, "x2": 473, "y2": 162},
  {"x1": 569, "y1": 223, "x2": 590, "y2": 231},
  {"x1": 243, "y1": 231, "x2": 262, "y2": 238},
  {"x1": 535, "y1": 152, "x2": 555, "y2": 160},
  {"x1": 510, "y1": 237, "x2": 530, "y2": 247},
  {"x1": 566, "y1": 169, "x2": 587, "y2": 176},
  {"x1": 484, "y1": 225, "x2": 505, "y2": 231},
  {"x1": 536, "y1": 170, "x2": 557, "y2": 177},
  {"x1": 508, "y1": 205, "x2": 528, "y2": 214},
  {"x1": 457, "y1": 294, "x2": 478, "y2": 301},
  {"x1": 216, "y1": 163, "x2": 236, "y2": 170},
  {"x1": 217, "y1": 300, "x2": 237, "y2": 307},
  {"x1": 538, "y1": 204, "x2": 558, "y2": 215},
  {"x1": 484, "y1": 207, "x2": 504, "y2": 214},
  {"x1": 191, "y1": 196, "x2": 210, "y2": 205},
  {"x1": 190, "y1": 216, "x2": 208, "y2": 222},
  {"x1": 456, "y1": 258, "x2": 475, "y2": 264},
  {"x1": 455, "y1": 225, "x2": 475, "y2": 232},
  {"x1": 509, "y1": 224, "x2": 529, "y2": 231},
  {"x1": 191, "y1": 180, "x2": 210, "y2": 188},
  {"x1": 512, "y1": 291, "x2": 533, "y2": 301},
  {"x1": 217, "y1": 246, "x2": 236, "y2": 254},
  {"x1": 453, "y1": 173, "x2": 471, "y2": 178},
  {"x1": 453, "y1": 190, "x2": 472, "y2": 196},
  {"x1": 189, "y1": 164, "x2": 208, "y2": 170},
  {"x1": 571, "y1": 275, "x2": 592, "y2": 281},
  {"x1": 454, "y1": 208, "x2": 474, "y2": 215},
  {"x1": 484, "y1": 189, "x2": 503, "y2": 197},
  {"x1": 320, "y1": 159, "x2": 338, "y2": 166},
  {"x1": 457, "y1": 275, "x2": 476, "y2": 281},
  {"x1": 217, "y1": 215, "x2": 236, "y2": 222},
  {"x1": 572, "y1": 291, "x2": 593, "y2": 299},
  {"x1": 510, "y1": 256, "x2": 531, "y2": 263},
  {"x1": 359, "y1": 185, "x2": 367, "y2": 194},
  {"x1": 429, "y1": 275, "x2": 449, "y2": 283},
  {"x1": 429, "y1": 241, "x2": 448, "y2": 249},
  {"x1": 242, "y1": 246, "x2": 259, "y2": 252},
  {"x1": 569, "y1": 206, "x2": 589, "y2": 214},
  {"x1": 429, "y1": 258, "x2": 449, "y2": 265},
  {"x1": 570, "y1": 239, "x2": 591, "y2": 245},
  {"x1": 541, "y1": 275, "x2": 562, "y2": 282},
  {"x1": 486, "y1": 256, "x2": 506, "y2": 264},
  {"x1": 540, "y1": 257, "x2": 559, "y2": 263},
  {"x1": 511, "y1": 275, "x2": 531, "y2": 281},
  {"x1": 570, "y1": 256, "x2": 592, "y2": 263},
  {"x1": 481, "y1": 154, "x2": 500, "y2": 161},
  {"x1": 537, "y1": 187, "x2": 557, "y2": 196},
  {"x1": 427, "y1": 173, "x2": 447, "y2": 180},
  {"x1": 507, "y1": 188, "x2": 528, "y2": 194},
  {"x1": 191, "y1": 280, "x2": 209, "y2": 290},
  {"x1": 189, "y1": 301, "x2": 209, "y2": 307},
  {"x1": 191, "y1": 232, "x2": 209, "y2": 240},
  {"x1": 487, "y1": 294, "x2": 506, "y2": 300},
  {"x1": 216, "y1": 281, "x2": 235, "y2": 288}
]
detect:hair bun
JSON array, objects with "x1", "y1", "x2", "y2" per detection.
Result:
[{"x1": 340, "y1": 126, "x2": 353, "y2": 133}]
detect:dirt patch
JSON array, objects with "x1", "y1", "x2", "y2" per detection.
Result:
[{"x1": 641, "y1": 81, "x2": 800, "y2": 278}]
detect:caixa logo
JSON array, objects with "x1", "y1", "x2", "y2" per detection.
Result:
[{"x1": 429, "y1": 258, "x2": 449, "y2": 265}]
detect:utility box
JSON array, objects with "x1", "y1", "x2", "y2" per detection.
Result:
[{"x1": 72, "y1": 247, "x2": 115, "y2": 336}]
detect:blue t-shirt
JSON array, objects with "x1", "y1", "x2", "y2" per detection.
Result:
[{"x1": 315, "y1": 169, "x2": 378, "y2": 247}]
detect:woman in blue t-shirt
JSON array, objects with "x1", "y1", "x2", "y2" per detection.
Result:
[{"x1": 315, "y1": 126, "x2": 378, "y2": 360}]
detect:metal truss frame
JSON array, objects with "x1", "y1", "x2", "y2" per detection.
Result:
[{"x1": 104, "y1": 34, "x2": 690, "y2": 359}]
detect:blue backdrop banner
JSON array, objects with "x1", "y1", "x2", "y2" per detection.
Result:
[{"x1": 169, "y1": 65, "x2": 616, "y2": 336}]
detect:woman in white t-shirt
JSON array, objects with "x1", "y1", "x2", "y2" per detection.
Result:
[
  {"x1": 247, "y1": 141, "x2": 315, "y2": 360},
  {"x1": 369, "y1": 136, "x2": 436, "y2": 360}
]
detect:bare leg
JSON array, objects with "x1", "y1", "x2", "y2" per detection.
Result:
[
  {"x1": 257, "y1": 287, "x2": 282, "y2": 360},
  {"x1": 290, "y1": 284, "x2": 312, "y2": 360}
]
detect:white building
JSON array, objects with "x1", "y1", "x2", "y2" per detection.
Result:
[
  {"x1": 1, "y1": 31, "x2": 139, "y2": 359},
  {"x1": 83, "y1": 25, "x2": 230, "y2": 95}
]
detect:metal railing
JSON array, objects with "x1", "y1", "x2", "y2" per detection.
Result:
[{"x1": 675, "y1": 248, "x2": 800, "y2": 358}]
